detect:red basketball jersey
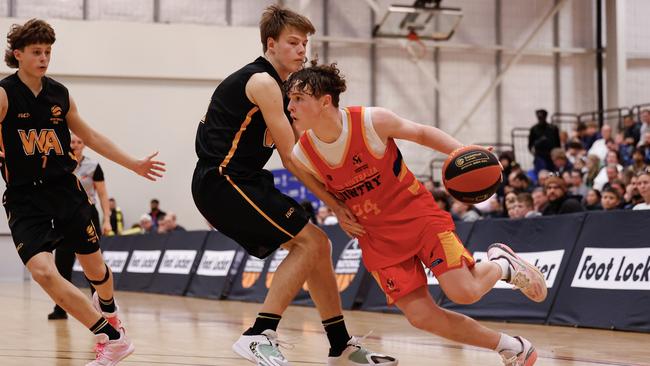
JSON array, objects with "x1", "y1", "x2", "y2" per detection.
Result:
[{"x1": 299, "y1": 106, "x2": 454, "y2": 270}]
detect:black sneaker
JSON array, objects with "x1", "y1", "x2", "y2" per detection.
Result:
[{"x1": 47, "y1": 309, "x2": 68, "y2": 320}]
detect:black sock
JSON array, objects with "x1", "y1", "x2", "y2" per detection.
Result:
[
  {"x1": 98, "y1": 296, "x2": 116, "y2": 313},
  {"x1": 90, "y1": 318, "x2": 120, "y2": 340},
  {"x1": 243, "y1": 313, "x2": 282, "y2": 336},
  {"x1": 323, "y1": 315, "x2": 351, "y2": 357}
]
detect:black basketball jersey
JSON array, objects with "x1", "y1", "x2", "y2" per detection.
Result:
[
  {"x1": 0, "y1": 73, "x2": 77, "y2": 186},
  {"x1": 195, "y1": 57, "x2": 290, "y2": 176}
]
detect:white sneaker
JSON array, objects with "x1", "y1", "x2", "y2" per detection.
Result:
[
  {"x1": 328, "y1": 336, "x2": 398, "y2": 365},
  {"x1": 92, "y1": 292, "x2": 122, "y2": 330},
  {"x1": 487, "y1": 243, "x2": 548, "y2": 303},
  {"x1": 86, "y1": 329, "x2": 135, "y2": 366},
  {"x1": 499, "y1": 336, "x2": 537, "y2": 366},
  {"x1": 232, "y1": 329, "x2": 291, "y2": 365}
]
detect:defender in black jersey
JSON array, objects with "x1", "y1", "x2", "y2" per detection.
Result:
[
  {"x1": 192, "y1": 5, "x2": 393, "y2": 365},
  {"x1": 0, "y1": 19, "x2": 164, "y2": 365}
]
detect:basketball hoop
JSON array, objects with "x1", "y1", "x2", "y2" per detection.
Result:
[{"x1": 403, "y1": 30, "x2": 426, "y2": 61}]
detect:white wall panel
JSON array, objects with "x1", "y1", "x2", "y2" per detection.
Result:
[
  {"x1": 501, "y1": 0, "x2": 554, "y2": 49},
  {"x1": 86, "y1": 0, "x2": 154, "y2": 22},
  {"x1": 232, "y1": 0, "x2": 271, "y2": 27},
  {"x1": 329, "y1": 45, "x2": 371, "y2": 106},
  {"x1": 445, "y1": 0, "x2": 496, "y2": 45},
  {"x1": 626, "y1": 0, "x2": 650, "y2": 53},
  {"x1": 14, "y1": 0, "x2": 82, "y2": 19},
  {"x1": 627, "y1": 60, "x2": 650, "y2": 107},
  {"x1": 560, "y1": 55, "x2": 596, "y2": 113},
  {"x1": 159, "y1": 0, "x2": 227, "y2": 26},
  {"x1": 559, "y1": 0, "x2": 594, "y2": 49}
]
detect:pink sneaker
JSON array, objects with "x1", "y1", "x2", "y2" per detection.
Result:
[
  {"x1": 487, "y1": 243, "x2": 548, "y2": 303},
  {"x1": 499, "y1": 336, "x2": 537, "y2": 366},
  {"x1": 92, "y1": 292, "x2": 122, "y2": 329},
  {"x1": 86, "y1": 330, "x2": 135, "y2": 366}
]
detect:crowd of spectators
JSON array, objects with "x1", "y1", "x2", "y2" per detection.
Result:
[{"x1": 108, "y1": 198, "x2": 186, "y2": 235}]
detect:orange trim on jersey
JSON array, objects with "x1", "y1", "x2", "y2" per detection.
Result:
[
  {"x1": 225, "y1": 174, "x2": 295, "y2": 239},
  {"x1": 371, "y1": 271, "x2": 395, "y2": 305},
  {"x1": 296, "y1": 141, "x2": 328, "y2": 183},
  {"x1": 219, "y1": 106, "x2": 259, "y2": 175},
  {"x1": 397, "y1": 161, "x2": 409, "y2": 182},
  {"x1": 359, "y1": 107, "x2": 386, "y2": 160},
  {"x1": 0, "y1": 128, "x2": 8, "y2": 183},
  {"x1": 303, "y1": 109, "x2": 353, "y2": 169}
]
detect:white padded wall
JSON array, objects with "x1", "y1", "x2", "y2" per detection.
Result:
[
  {"x1": 159, "y1": 0, "x2": 227, "y2": 25},
  {"x1": 85, "y1": 0, "x2": 154, "y2": 22},
  {"x1": 14, "y1": 0, "x2": 83, "y2": 19}
]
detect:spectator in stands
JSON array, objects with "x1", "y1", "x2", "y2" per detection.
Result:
[
  {"x1": 618, "y1": 135, "x2": 636, "y2": 167},
  {"x1": 623, "y1": 113, "x2": 641, "y2": 145},
  {"x1": 633, "y1": 169, "x2": 650, "y2": 210},
  {"x1": 505, "y1": 193, "x2": 520, "y2": 219},
  {"x1": 638, "y1": 110, "x2": 650, "y2": 147},
  {"x1": 550, "y1": 147, "x2": 573, "y2": 176},
  {"x1": 316, "y1": 205, "x2": 338, "y2": 225},
  {"x1": 624, "y1": 175, "x2": 644, "y2": 209},
  {"x1": 593, "y1": 151, "x2": 623, "y2": 190},
  {"x1": 627, "y1": 148, "x2": 647, "y2": 175},
  {"x1": 123, "y1": 214, "x2": 153, "y2": 235},
  {"x1": 431, "y1": 189, "x2": 451, "y2": 212},
  {"x1": 148, "y1": 198, "x2": 166, "y2": 231},
  {"x1": 584, "y1": 189, "x2": 602, "y2": 210},
  {"x1": 542, "y1": 176, "x2": 584, "y2": 215},
  {"x1": 496, "y1": 151, "x2": 516, "y2": 197},
  {"x1": 566, "y1": 140, "x2": 586, "y2": 165},
  {"x1": 528, "y1": 109, "x2": 560, "y2": 174},
  {"x1": 640, "y1": 132, "x2": 650, "y2": 164},
  {"x1": 536, "y1": 169, "x2": 551, "y2": 187},
  {"x1": 450, "y1": 201, "x2": 480, "y2": 222},
  {"x1": 158, "y1": 212, "x2": 185, "y2": 233},
  {"x1": 420, "y1": 177, "x2": 435, "y2": 193},
  {"x1": 515, "y1": 192, "x2": 541, "y2": 218},
  {"x1": 588, "y1": 124, "x2": 612, "y2": 162},
  {"x1": 600, "y1": 187, "x2": 622, "y2": 211},
  {"x1": 568, "y1": 169, "x2": 588, "y2": 199},
  {"x1": 508, "y1": 171, "x2": 531, "y2": 193},
  {"x1": 584, "y1": 154, "x2": 601, "y2": 188},
  {"x1": 606, "y1": 179, "x2": 626, "y2": 201},
  {"x1": 108, "y1": 198, "x2": 124, "y2": 235},
  {"x1": 531, "y1": 187, "x2": 548, "y2": 213},
  {"x1": 581, "y1": 120, "x2": 600, "y2": 150},
  {"x1": 476, "y1": 194, "x2": 503, "y2": 219}
]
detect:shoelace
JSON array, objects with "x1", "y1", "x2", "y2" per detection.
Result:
[
  {"x1": 500, "y1": 352, "x2": 518, "y2": 366},
  {"x1": 94, "y1": 342, "x2": 106, "y2": 360},
  {"x1": 349, "y1": 329, "x2": 375, "y2": 349},
  {"x1": 266, "y1": 333, "x2": 296, "y2": 351}
]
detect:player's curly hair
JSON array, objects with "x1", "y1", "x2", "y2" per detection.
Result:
[
  {"x1": 285, "y1": 59, "x2": 347, "y2": 107},
  {"x1": 4, "y1": 19, "x2": 55, "y2": 68}
]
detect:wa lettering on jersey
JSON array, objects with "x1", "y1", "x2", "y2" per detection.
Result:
[{"x1": 18, "y1": 129, "x2": 64, "y2": 156}]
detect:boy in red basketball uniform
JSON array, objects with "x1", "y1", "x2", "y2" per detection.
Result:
[{"x1": 287, "y1": 62, "x2": 546, "y2": 366}]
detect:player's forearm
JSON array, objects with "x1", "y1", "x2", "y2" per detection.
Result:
[
  {"x1": 85, "y1": 132, "x2": 138, "y2": 172},
  {"x1": 421, "y1": 126, "x2": 464, "y2": 155},
  {"x1": 283, "y1": 156, "x2": 340, "y2": 209}
]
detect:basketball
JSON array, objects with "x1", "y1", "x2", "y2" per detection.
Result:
[{"x1": 442, "y1": 145, "x2": 502, "y2": 204}]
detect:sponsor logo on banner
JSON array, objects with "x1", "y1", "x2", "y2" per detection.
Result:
[
  {"x1": 103, "y1": 251, "x2": 130, "y2": 273},
  {"x1": 334, "y1": 239, "x2": 362, "y2": 292},
  {"x1": 158, "y1": 250, "x2": 198, "y2": 275},
  {"x1": 126, "y1": 250, "x2": 162, "y2": 273},
  {"x1": 241, "y1": 256, "x2": 266, "y2": 289},
  {"x1": 73, "y1": 251, "x2": 129, "y2": 273},
  {"x1": 196, "y1": 250, "x2": 236, "y2": 276},
  {"x1": 474, "y1": 249, "x2": 564, "y2": 289},
  {"x1": 266, "y1": 249, "x2": 290, "y2": 289},
  {"x1": 571, "y1": 247, "x2": 650, "y2": 290}
]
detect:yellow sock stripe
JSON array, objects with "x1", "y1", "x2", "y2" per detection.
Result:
[
  {"x1": 257, "y1": 315, "x2": 281, "y2": 320},
  {"x1": 91, "y1": 319, "x2": 109, "y2": 333},
  {"x1": 225, "y1": 175, "x2": 294, "y2": 239},
  {"x1": 99, "y1": 297, "x2": 114, "y2": 305},
  {"x1": 322, "y1": 318, "x2": 345, "y2": 326}
]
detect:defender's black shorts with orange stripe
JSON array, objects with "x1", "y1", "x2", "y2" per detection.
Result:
[
  {"x1": 3, "y1": 173, "x2": 101, "y2": 264},
  {"x1": 192, "y1": 163, "x2": 309, "y2": 259}
]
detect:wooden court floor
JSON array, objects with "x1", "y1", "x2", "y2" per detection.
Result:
[{"x1": 0, "y1": 282, "x2": 648, "y2": 366}]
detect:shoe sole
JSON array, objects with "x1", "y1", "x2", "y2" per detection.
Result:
[
  {"x1": 488, "y1": 243, "x2": 548, "y2": 303},
  {"x1": 232, "y1": 342, "x2": 257, "y2": 364},
  {"x1": 524, "y1": 348, "x2": 538, "y2": 366},
  {"x1": 90, "y1": 343, "x2": 134, "y2": 366}
]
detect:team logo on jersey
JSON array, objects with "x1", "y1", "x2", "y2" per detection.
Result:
[
  {"x1": 51, "y1": 105, "x2": 62, "y2": 117},
  {"x1": 386, "y1": 278, "x2": 396, "y2": 291},
  {"x1": 18, "y1": 129, "x2": 64, "y2": 156},
  {"x1": 352, "y1": 154, "x2": 363, "y2": 165},
  {"x1": 86, "y1": 224, "x2": 99, "y2": 243},
  {"x1": 17, "y1": 112, "x2": 30, "y2": 119}
]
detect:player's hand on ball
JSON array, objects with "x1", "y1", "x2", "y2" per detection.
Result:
[{"x1": 134, "y1": 151, "x2": 166, "y2": 181}]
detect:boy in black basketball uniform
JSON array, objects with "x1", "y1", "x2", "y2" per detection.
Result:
[
  {"x1": 192, "y1": 5, "x2": 396, "y2": 366},
  {"x1": 0, "y1": 19, "x2": 165, "y2": 365}
]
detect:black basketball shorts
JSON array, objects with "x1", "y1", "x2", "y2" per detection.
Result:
[
  {"x1": 192, "y1": 165, "x2": 309, "y2": 259},
  {"x1": 3, "y1": 174, "x2": 101, "y2": 264}
]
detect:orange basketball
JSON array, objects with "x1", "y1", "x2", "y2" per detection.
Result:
[{"x1": 442, "y1": 145, "x2": 502, "y2": 204}]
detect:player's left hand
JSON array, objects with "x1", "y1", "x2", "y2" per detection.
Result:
[
  {"x1": 133, "y1": 151, "x2": 166, "y2": 181},
  {"x1": 331, "y1": 201, "x2": 366, "y2": 238}
]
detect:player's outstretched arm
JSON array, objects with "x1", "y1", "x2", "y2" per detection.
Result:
[
  {"x1": 371, "y1": 107, "x2": 463, "y2": 155},
  {"x1": 66, "y1": 96, "x2": 166, "y2": 181}
]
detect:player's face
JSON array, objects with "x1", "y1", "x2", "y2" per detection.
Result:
[
  {"x1": 270, "y1": 27, "x2": 308, "y2": 73},
  {"x1": 15, "y1": 43, "x2": 51, "y2": 77},
  {"x1": 287, "y1": 88, "x2": 320, "y2": 130}
]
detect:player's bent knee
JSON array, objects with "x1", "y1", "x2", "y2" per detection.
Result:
[
  {"x1": 445, "y1": 286, "x2": 481, "y2": 305},
  {"x1": 85, "y1": 263, "x2": 111, "y2": 285},
  {"x1": 30, "y1": 266, "x2": 59, "y2": 285},
  {"x1": 405, "y1": 311, "x2": 432, "y2": 331}
]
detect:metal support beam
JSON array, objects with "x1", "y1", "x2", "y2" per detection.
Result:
[
  {"x1": 605, "y1": 0, "x2": 626, "y2": 114},
  {"x1": 323, "y1": 0, "x2": 329, "y2": 63},
  {"x1": 553, "y1": 0, "x2": 561, "y2": 114},
  {"x1": 370, "y1": 9, "x2": 377, "y2": 106},
  {"x1": 153, "y1": 0, "x2": 160, "y2": 23},
  {"x1": 450, "y1": 0, "x2": 570, "y2": 137},
  {"x1": 363, "y1": 0, "x2": 381, "y2": 14},
  {"x1": 495, "y1": 0, "x2": 503, "y2": 145},
  {"x1": 434, "y1": 48, "x2": 440, "y2": 128},
  {"x1": 596, "y1": 0, "x2": 604, "y2": 126},
  {"x1": 8, "y1": 0, "x2": 15, "y2": 17},
  {"x1": 226, "y1": 0, "x2": 232, "y2": 26}
]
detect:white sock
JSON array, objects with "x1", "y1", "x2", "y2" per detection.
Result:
[
  {"x1": 492, "y1": 258, "x2": 511, "y2": 281},
  {"x1": 496, "y1": 333, "x2": 522, "y2": 354}
]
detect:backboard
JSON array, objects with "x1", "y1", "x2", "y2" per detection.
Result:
[{"x1": 373, "y1": 2, "x2": 463, "y2": 41}]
